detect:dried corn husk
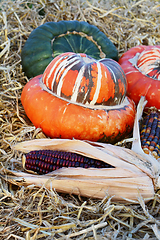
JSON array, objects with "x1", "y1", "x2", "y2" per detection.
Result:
[{"x1": 1, "y1": 97, "x2": 160, "y2": 203}]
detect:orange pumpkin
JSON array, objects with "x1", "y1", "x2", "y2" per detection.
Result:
[
  {"x1": 119, "y1": 45, "x2": 160, "y2": 109},
  {"x1": 21, "y1": 52, "x2": 136, "y2": 144}
]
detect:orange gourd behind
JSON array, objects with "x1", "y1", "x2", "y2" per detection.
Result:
[{"x1": 119, "y1": 45, "x2": 160, "y2": 109}]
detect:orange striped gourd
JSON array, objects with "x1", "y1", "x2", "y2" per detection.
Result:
[{"x1": 21, "y1": 52, "x2": 135, "y2": 144}]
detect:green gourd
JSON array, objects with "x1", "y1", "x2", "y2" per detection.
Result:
[{"x1": 21, "y1": 20, "x2": 118, "y2": 78}]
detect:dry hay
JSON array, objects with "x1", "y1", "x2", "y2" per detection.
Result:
[{"x1": 0, "y1": 0, "x2": 160, "y2": 239}]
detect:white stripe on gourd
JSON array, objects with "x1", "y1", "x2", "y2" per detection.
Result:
[
  {"x1": 90, "y1": 61, "x2": 102, "y2": 105},
  {"x1": 71, "y1": 64, "x2": 86, "y2": 102}
]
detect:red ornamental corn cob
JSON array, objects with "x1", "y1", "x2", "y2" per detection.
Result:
[
  {"x1": 140, "y1": 109, "x2": 160, "y2": 159},
  {"x1": 24, "y1": 150, "x2": 114, "y2": 174}
]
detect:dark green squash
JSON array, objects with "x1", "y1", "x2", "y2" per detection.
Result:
[{"x1": 21, "y1": 20, "x2": 118, "y2": 78}]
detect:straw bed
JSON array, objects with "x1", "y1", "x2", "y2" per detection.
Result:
[{"x1": 0, "y1": 0, "x2": 160, "y2": 239}]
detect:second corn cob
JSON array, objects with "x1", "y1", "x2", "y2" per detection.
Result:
[{"x1": 140, "y1": 108, "x2": 160, "y2": 159}]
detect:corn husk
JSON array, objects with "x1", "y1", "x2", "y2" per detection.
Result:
[{"x1": 1, "y1": 97, "x2": 160, "y2": 203}]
